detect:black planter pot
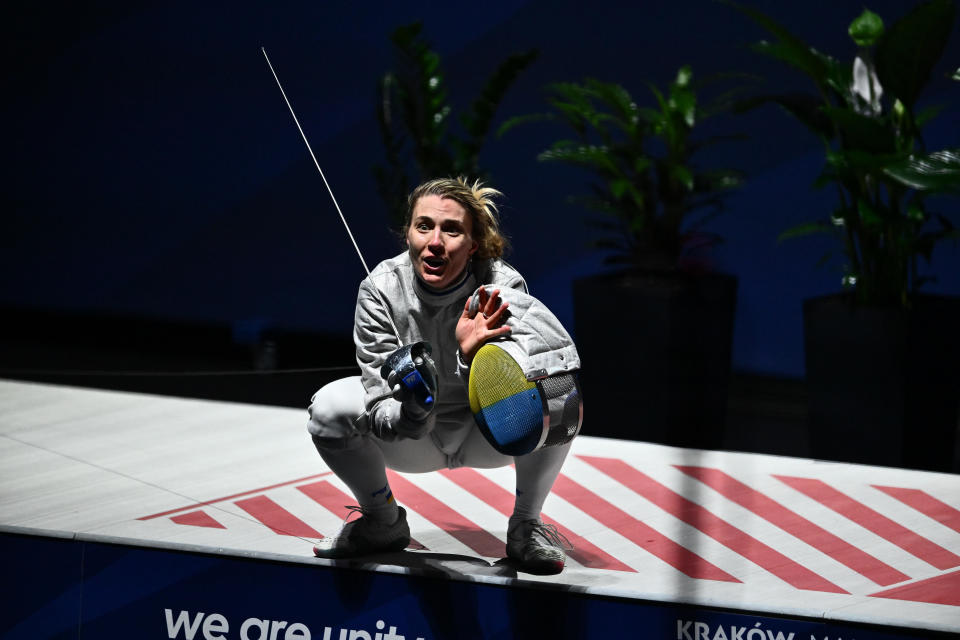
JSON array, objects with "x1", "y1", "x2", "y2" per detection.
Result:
[
  {"x1": 572, "y1": 270, "x2": 737, "y2": 448},
  {"x1": 804, "y1": 293, "x2": 960, "y2": 472}
]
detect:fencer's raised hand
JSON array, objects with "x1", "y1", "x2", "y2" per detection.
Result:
[{"x1": 456, "y1": 286, "x2": 511, "y2": 365}]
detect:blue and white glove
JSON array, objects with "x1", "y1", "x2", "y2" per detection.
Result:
[{"x1": 377, "y1": 342, "x2": 439, "y2": 440}]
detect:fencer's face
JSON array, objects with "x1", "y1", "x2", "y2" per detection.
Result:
[{"x1": 407, "y1": 195, "x2": 478, "y2": 290}]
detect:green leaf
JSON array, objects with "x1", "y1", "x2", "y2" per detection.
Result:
[
  {"x1": 827, "y1": 148, "x2": 906, "y2": 172},
  {"x1": 914, "y1": 226, "x2": 960, "y2": 259},
  {"x1": 813, "y1": 166, "x2": 841, "y2": 189},
  {"x1": 635, "y1": 106, "x2": 663, "y2": 128},
  {"x1": 779, "y1": 221, "x2": 831, "y2": 241},
  {"x1": 586, "y1": 79, "x2": 640, "y2": 131},
  {"x1": 907, "y1": 202, "x2": 926, "y2": 223},
  {"x1": 814, "y1": 250, "x2": 835, "y2": 268},
  {"x1": 670, "y1": 85, "x2": 696, "y2": 128},
  {"x1": 633, "y1": 156, "x2": 652, "y2": 174},
  {"x1": 538, "y1": 142, "x2": 620, "y2": 175},
  {"x1": 608, "y1": 178, "x2": 631, "y2": 200},
  {"x1": 545, "y1": 81, "x2": 595, "y2": 104},
  {"x1": 914, "y1": 103, "x2": 946, "y2": 128},
  {"x1": 461, "y1": 49, "x2": 539, "y2": 148},
  {"x1": 543, "y1": 81, "x2": 616, "y2": 135},
  {"x1": 670, "y1": 164, "x2": 695, "y2": 191},
  {"x1": 875, "y1": 0, "x2": 956, "y2": 107},
  {"x1": 728, "y1": 1, "x2": 835, "y2": 87},
  {"x1": 849, "y1": 8, "x2": 884, "y2": 47},
  {"x1": 735, "y1": 93, "x2": 834, "y2": 139},
  {"x1": 422, "y1": 51, "x2": 441, "y2": 76},
  {"x1": 646, "y1": 83, "x2": 669, "y2": 120},
  {"x1": 883, "y1": 149, "x2": 960, "y2": 191},
  {"x1": 821, "y1": 106, "x2": 896, "y2": 153},
  {"x1": 953, "y1": 67, "x2": 960, "y2": 81},
  {"x1": 496, "y1": 112, "x2": 554, "y2": 138},
  {"x1": 857, "y1": 199, "x2": 883, "y2": 229},
  {"x1": 548, "y1": 100, "x2": 591, "y2": 135},
  {"x1": 390, "y1": 21, "x2": 424, "y2": 49}
]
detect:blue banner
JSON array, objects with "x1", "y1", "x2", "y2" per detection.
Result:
[{"x1": 0, "y1": 531, "x2": 948, "y2": 640}]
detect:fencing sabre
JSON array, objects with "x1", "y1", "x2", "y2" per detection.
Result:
[{"x1": 261, "y1": 47, "x2": 436, "y2": 411}]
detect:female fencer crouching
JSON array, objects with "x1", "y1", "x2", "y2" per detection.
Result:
[{"x1": 307, "y1": 177, "x2": 575, "y2": 574}]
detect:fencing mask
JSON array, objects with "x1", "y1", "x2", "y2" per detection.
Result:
[{"x1": 466, "y1": 286, "x2": 583, "y2": 456}]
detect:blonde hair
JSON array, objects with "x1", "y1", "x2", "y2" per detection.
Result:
[{"x1": 406, "y1": 177, "x2": 509, "y2": 259}]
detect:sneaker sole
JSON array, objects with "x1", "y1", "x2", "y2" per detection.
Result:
[
  {"x1": 312, "y1": 535, "x2": 410, "y2": 559},
  {"x1": 515, "y1": 556, "x2": 565, "y2": 575},
  {"x1": 507, "y1": 548, "x2": 566, "y2": 575}
]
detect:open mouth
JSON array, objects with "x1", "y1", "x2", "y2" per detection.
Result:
[{"x1": 423, "y1": 256, "x2": 445, "y2": 272}]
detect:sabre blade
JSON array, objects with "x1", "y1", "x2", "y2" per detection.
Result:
[{"x1": 261, "y1": 47, "x2": 401, "y2": 343}]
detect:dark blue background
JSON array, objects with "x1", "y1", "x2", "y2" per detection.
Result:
[{"x1": 3, "y1": 1, "x2": 959, "y2": 377}]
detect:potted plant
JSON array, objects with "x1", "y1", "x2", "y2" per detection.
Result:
[
  {"x1": 500, "y1": 68, "x2": 744, "y2": 448},
  {"x1": 372, "y1": 21, "x2": 538, "y2": 227},
  {"x1": 732, "y1": 0, "x2": 960, "y2": 470}
]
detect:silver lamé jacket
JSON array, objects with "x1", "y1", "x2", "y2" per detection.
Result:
[{"x1": 355, "y1": 251, "x2": 580, "y2": 455}]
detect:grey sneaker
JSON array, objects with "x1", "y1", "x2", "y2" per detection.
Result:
[
  {"x1": 506, "y1": 518, "x2": 571, "y2": 574},
  {"x1": 313, "y1": 506, "x2": 410, "y2": 559}
]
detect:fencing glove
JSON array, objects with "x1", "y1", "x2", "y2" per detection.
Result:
[{"x1": 378, "y1": 341, "x2": 438, "y2": 439}]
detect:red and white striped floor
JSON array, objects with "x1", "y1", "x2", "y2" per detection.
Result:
[{"x1": 1, "y1": 379, "x2": 958, "y2": 634}]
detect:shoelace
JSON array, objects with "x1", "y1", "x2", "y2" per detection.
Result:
[
  {"x1": 342, "y1": 505, "x2": 365, "y2": 522},
  {"x1": 528, "y1": 521, "x2": 574, "y2": 552},
  {"x1": 325, "y1": 505, "x2": 369, "y2": 537},
  {"x1": 338, "y1": 505, "x2": 399, "y2": 530}
]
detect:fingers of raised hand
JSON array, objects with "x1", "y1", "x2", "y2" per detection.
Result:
[
  {"x1": 484, "y1": 300, "x2": 509, "y2": 324},
  {"x1": 478, "y1": 288, "x2": 502, "y2": 319},
  {"x1": 489, "y1": 322, "x2": 511, "y2": 339},
  {"x1": 477, "y1": 286, "x2": 490, "y2": 308},
  {"x1": 467, "y1": 287, "x2": 489, "y2": 319}
]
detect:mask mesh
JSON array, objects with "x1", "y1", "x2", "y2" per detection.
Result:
[{"x1": 469, "y1": 344, "x2": 581, "y2": 455}]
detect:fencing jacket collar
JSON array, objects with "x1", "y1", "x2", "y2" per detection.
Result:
[{"x1": 413, "y1": 263, "x2": 476, "y2": 307}]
